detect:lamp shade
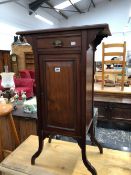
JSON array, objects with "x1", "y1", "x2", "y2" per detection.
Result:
[{"x1": 0, "y1": 72, "x2": 15, "y2": 88}]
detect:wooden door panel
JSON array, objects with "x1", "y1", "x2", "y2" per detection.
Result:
[
  {"x1": 46, "y1": 61, "x2": 75, "y2": 129},
  {"x1": 39, "y1": 55, "x2": 80, "y2": 133}
]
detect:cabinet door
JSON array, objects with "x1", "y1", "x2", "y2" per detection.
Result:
[{"x1": 39, "y1": 54, "x2": 80, "y2": 135}]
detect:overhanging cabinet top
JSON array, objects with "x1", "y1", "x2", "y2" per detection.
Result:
[{"x1": 16, "y1": 24, "x2": 111, "y2": 51}]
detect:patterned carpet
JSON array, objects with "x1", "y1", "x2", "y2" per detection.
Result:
[
  {"x1": 57, "y1": 108, "x2": 131, "y2": 152},
  {"x1": 58, "y1": 127, "x2": 131, "y2": 152},
  {"x1": 94, "y1": 127, "x2": 131, "y2": 152}
]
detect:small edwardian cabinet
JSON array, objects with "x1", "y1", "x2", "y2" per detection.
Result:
[{"x1": 17, "y1": 24, "x2": 110, "y2": 175}]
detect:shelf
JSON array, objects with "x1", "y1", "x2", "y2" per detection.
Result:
[
  {"x1": 26, "y1": 61, "x2": 34, "y2": 64},
  {"x1": 24, "y1": 52, "x2": 34, "y2": 70}
]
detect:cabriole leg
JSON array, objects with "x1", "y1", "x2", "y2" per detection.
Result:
[
  {"x1": 76, "y1": 138, "x2": 97, "y2": 175},
  {"x1": 31, "y1": 132, "x2": 45, "y2": 165}
]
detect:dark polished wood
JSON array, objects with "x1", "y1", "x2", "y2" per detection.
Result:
[
  {"x1": 39, "y1": 54, "x2": 80, "y2": 135},
  {"x1": 94, "y1": 90, "x2": 131, "y2": 98},
  {"x1": 0, "y1": 50, "x2": 11, "y2": 72},
  {"x1": 17, "y1": 24, "x2": 111, "y2": 175},
  {"x1": 94, "y1": 96, "x2": 131, "y2": 124}
]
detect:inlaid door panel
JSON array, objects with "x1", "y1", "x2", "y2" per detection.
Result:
[{"x1": 39, "y1": 54, "x2": 80, "y2": 134}]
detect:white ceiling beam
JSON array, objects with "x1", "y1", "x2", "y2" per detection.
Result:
[{"x1": 0, "y1": 0, "x2": 19, "y2": 5}]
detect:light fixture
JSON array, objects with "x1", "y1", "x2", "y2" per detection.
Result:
[
  {"x1": 1, "y1": 72, "x2": 15, "y2": 89},
  {"x1": 35, "y1": 14, "x2": 54, "y2": 25},
  {"x1": 54, "y1": 0, "x2": 81, "y2": 10},
  {"x1": 0, "y1": 72, "x2": 15, "y2": 102}
]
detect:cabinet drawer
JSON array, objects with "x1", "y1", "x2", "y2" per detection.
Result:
[
  {"x1": 111, "y1": 107, "x2": 131, "y2": 120},
  {"x1": 37, "y1": 36, "x2": 81, "y2": 50},
  {"x1": 98, "y1": 106, "x2": 110, "y2": 119}
]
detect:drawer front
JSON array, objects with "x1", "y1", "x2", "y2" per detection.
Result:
[
  {"x1": 98, "y1": 105, "x2": 110, "y2": 119},
  {"x1": 111, "y1": 107, "x2": 131, "y2": 120},
  {"x1": 37, "y1": 36, "x2": 81, "y2": 50}
]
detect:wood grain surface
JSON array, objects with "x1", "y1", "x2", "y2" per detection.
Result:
[{"x1": 0, "y1": 135, "x2": 131, "y2": 175}]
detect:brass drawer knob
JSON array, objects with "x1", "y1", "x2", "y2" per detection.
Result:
[{"x1": 53, "y1": 40, "x2": 63, "y2": 47}]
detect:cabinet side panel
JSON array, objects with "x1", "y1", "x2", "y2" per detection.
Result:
[{"x1": 86, "y1": 46, "x2": 94, "y2": 124}]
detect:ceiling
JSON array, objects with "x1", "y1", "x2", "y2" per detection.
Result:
[
  {"x1": 0, "y1": 0, "x2": 112, "y2": 21},
  {"x1": 28, "y1": 0, "x2": 106, "y2": 20}
]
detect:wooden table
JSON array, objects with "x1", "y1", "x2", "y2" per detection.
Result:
[
  {"x1": 0, "y1": 135, "x2": 130, "y2": 175},
  {"x1": 12, "y1": 104, "x2": 37, "y2": 143},
  {"x1": 12, "y1": 104, "x2": 37, "y2": 119}
]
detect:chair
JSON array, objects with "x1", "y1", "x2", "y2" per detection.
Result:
[
  {"x1": 0, "y1": 104, "x2": 20, "y2": 160},
  {"x1": 14, "y1": 78, "x2": 34, "y2": 99},
  {"x1": 28, "y1": 70, "x2": 35, "y2": 79},
  {"x1": 101, "y1": 41, "x2": 126, "y2": 91},
  {"x1": 19, "y1": 70, "x2": 31, "y2": 78},
  {"x1": 19, "y1": 70, "x2": 36, "y2": 95}
]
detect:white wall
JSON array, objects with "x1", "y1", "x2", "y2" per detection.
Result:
[
  {"x1": 0, "y1": 1, "x2": 59, "y2": 50},
  {"x1": 0, "y1": 22, "x2": 21, "y2": 51}
]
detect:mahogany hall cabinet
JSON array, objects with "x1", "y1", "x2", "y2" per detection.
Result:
[{"x1": 17, "y1": 24, "x2": 110, "y2": 175}]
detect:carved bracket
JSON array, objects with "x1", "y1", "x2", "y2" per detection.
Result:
[{"x1": 88, "y1": 28, "x2": 111, "y2": 51}]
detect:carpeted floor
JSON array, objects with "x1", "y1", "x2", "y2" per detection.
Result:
[
  {"x1": 57, "y1": 127, "x2": 131, "y2": 152},
  {"x1": 94, "y1": 127, "x2": 131, "y2": 152}
]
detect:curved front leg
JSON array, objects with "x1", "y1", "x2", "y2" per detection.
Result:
[
  {"x1": 82, "y1": 146, "x2": 97, "y2": 175},
  {"x1": 31, "y1": 132, "x2": 45, "y2": 165},
  {"x1": 77, "y1": 138, "x2": 97, "y2": 175}
]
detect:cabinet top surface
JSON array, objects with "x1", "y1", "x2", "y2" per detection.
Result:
[
  {"x1": 0, "y1": 50, "x2": 10, "y2": 52},
  {"x1": 16, "y1": 23, "x2": 111, "y2": 36}
]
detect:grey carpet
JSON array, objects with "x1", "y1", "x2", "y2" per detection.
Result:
[{"x1": 57, "y1": 127, "x2": 131, "y2": 152}]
